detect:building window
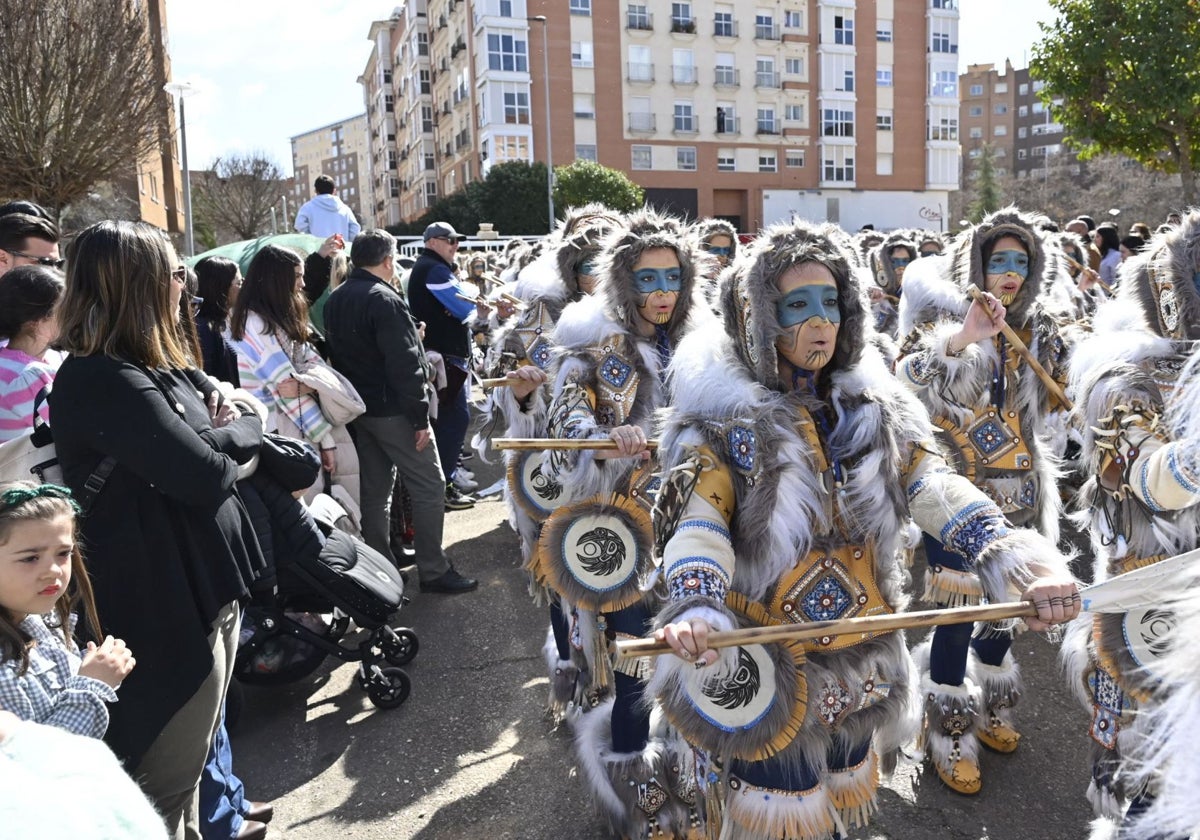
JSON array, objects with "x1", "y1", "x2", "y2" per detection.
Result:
[
  {"x1": 785, "y1": 10, "x2": 803, "y2": 29},
  {"x1": 571, "y1": 41, "x2": 594, "y2": 67},
  {"x1": 876, "y1": 111, "x2": 893, "y2": 131},
  {"x1": 417, "y1": 32, "x2": 428, "y2": 57},
  {"x1": 716, "y1": 105, "x2": 737, "y2": 133},
  {"x1": 671, "y1": 2, "x2": 694, "y2": 33},
  {"x1": 627, "y1": 4, "x2": 650, "y2": 30},
  {"x1": 503, "y1": 90, "x2": 530, "y2": 124},
  {"x1": 714, "y1": 10, "x2": 735, "y2": 36},
  {"x1": 499, "y1": 0, "x2": 513, "y2": 14},
  {"x1": 632, "y1": 145, "x2": 652, "y2": 170},
  {"x1": 1018, "y1": 105, "x2": 1028, "y2": 117},
  {"x1": 677, "y1": 147, "x2": 697, "y2": 170},
  {"x1": 717, "y1": 153, "x2": 735, "y2": 172},
  {"x1": 931, "y1": 70, "x2": 957, "y2": 97},
  {"x1": 674, "y1": 101, "x2": 696, "y2": 132},
  {"x1": 928, "y1": 115, "x2": 958, "y2": 141},
  {"x1": 759, "y1": 151, "x2": 777, "y2": 172},
  {"x1": 930, "y1": 28, "x2": 956, "y2": 53},
  {"x1": 1017, "y1": 126, "x2": 1027, "y2": 138},
  {"x1": 576, "y1": 144, "x2": 598, "y2": 161},
  {"x1": 1017, "y1": 148, "x2": 1027, "y2": 159},
  {"x1": 994, "y1": 104, "x2": 1008, "y2": 115},
  {"x1": 822, "y1": 108, "x2": 854, "y2": 138},
  {"x1": 422, "y1": 105, "x2": 434, "y2": 133},
  {"x1": 420, "y1": 69, "x2": 431, "y2": 94},
  {"x1": 970, "y1": 126, "x2": 983, "y2": 138},
  {"x1": 932, "y1": 0, "x2": 957, "y2": 8},
  {"x1": 487, "y1": 33, "x2": 528, "y2": 72},
  {"x1": 969, "y1": 83, "x2": 983, "y2": 96},
  {"x1": 755, "y1": 57, "x2": 778, "y2": 88},
  {"x1": 756, "y1": 107, "x2": 777, "y2": 134},
  {"x1": 785, "y1": 58, "x2": 803, "y2": 76},
  {"x1": 673, "y1": 48, "x2": 697, "y2": 83},
  {"x1": 994, "y1": 124, "x2": 1007, "y2": 136},
  {"x1": 877, "y1": 153, "x2": 893, "y2": 176},
  {"x1": 1019, "y1": 83, "x2": 1029, "y2": 95},
  {"x1": 994, "y1": 82, "x2": 1008, "y2": 93},
  {"x1": 834, "y1": 15, "x2": 853, "y2": 45},
  {"x1": 755, "y1": 14, "x2": 777, "y2": 40},
  {"x1": 784, "y1": 104, "x2": 804, "y2": 122},
  {"x1": 968, "y1": 105, "x2": 982, "y2": 117},
  {"x1": 786, "y1": 149, "x2": 805, "y2": 168},
  {"x1": 494, "y1": 135, "x2": 530, "y2": 161},
  {"x1": 1033, "y1": 101, "x2": 1045, "y2": 114},
  {"x1": 573, "y1": 93, "x2": 595, "y2": 119},
  {"x1": 876, "y1": 68, "x2": 893, "y2": 87},
  {"x1": 823, "y1": 148, "x2": 854, "y2": 182},
  {"x1": 570, "y1": 0, "x2": 591, "y2": 15},
  {"x1": 876, "y1": 20, "x2": 892, "y2": 41}
]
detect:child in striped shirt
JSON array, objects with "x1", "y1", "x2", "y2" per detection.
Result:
[{"x1": 0, "y1": 265, "x2": 63, "y2": 443}]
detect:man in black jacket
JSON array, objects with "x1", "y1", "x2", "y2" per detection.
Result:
[{"x1": 323, "y1": 229, "x2": 476, "y2": 594}]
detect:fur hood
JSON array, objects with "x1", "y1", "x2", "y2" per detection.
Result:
[
  {"x1": 946, "y1": 206, "x2": 1051, "y2": 327},
  {"x1": 915, "y1": 230, "x2": 946, "y2": 255},
  {"x1": 873, "y1": 230, "x2": 918, "y2": 295},
  {"x1": 1116, "y1": 210, "x2": 1200, "y2": 340},
  {"x1": 553, "y1": 203, "x2": 623, "y2": 299},
  {"x1": 718, "y1": 219, "x2": 870, "y2": 392},
  {"x1": 592, "y1": 207, "x2": 712, "y2": 343},
  {"x1": 693, "y1": 217, "x2": 738, "y2": 255}
]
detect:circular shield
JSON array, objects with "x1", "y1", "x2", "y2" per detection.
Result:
[
  {"x1": 683, "y1": 644, "x2": 778, "y2": 732},
  {"x1": 1123, "y1": 606, "x2": 1176, "y2": 671},
  {"x1": 507, "y1": 451, "x2": 570, "y2": 522},
  {"x1": 535, "y1": 493, "x2": 652, "y2": 612}
]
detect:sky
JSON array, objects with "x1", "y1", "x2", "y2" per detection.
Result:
[{"x1": 165, "y1": 1, "x2": 1057, "y2": 178}]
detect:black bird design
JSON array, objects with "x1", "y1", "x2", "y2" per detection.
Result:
[{"x1": 702, "y1": 647, "x2": 761, "y2": 710}]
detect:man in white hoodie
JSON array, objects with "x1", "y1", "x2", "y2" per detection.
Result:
[{"x1": 294, "y1": 175, "x2": 362, "y2": 241}]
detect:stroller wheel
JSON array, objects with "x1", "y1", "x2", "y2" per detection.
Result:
[
  {"x1": 382, "y1": 627, "x2": 420, "y2": 666},
  {"x1": 367, "y1": 667, "x2": 411, "y2": 709}
]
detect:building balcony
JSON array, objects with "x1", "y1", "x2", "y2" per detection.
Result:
[
  {"x1": 628, "y1": 112, "x2": 656, "y2": 132},
  {"x1": 756, "y1": 122, "x2": 780, "y2": 135},
  {"x1": 671, "y1": 65, "x2": 698, "y2": 85},
  {"x1": 627, "y1": 62, "x2": 654, "y2": 83},
  {"x1": 713, "y1": 20, "x2": 737, "y2": 37},
  {"x1": 715, "y1": 117, "x2": 740, "y2": 135},
  {"x1": 672, "y1": 117, "x2": 698, "y2": 134},
  {"x1": 627, "y1": 11, "x2": 652, "y2": 31},
  {"x1": 714, "y1": 67, "x2": 740, "y2": 87},
  {"x1": 754, "y1": 23, "x2": 781, "y2": 40},
  {"x1": 755, "y1": 71, "x2": 781, "y2": 89},
  {"x1": 670, "y1": 17, "x2": 696, "y2": 34}
]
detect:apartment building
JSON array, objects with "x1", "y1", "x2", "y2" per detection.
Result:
[
  {"x1": 1012, "y1": 66, "x2": 1070, "y2": 180},
  {"x1": 362, "y1": 0, "x2": 959, "y2": 233},
  {"x1": 289, "y1": 115, "x2": 371, "y2": 226}
]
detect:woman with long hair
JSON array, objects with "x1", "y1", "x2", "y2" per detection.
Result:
[
  {"x1": 48, "y1": 220, "x2": 265, "y2": 839},
  {"x1": 193, "y1": 256, "x2": 242, "y2": 387},
  {"x1": 0, "y1": 265, "x2": 63, "y2": 442},
  {"x1": 1094, "y1": 224, "x2": 1123, "y2": 288}
]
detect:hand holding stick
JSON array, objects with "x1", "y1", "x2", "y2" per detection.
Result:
[{"x1": 493, "y1": 437, "x2": 659, "y2": 452}]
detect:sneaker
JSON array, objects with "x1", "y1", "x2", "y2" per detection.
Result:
[
  {"x1": 445, "y1": 484, "x2": 476, "y2": 511},
  {"x1": 455, "y1": 465, "x2": 476, "y2": 480},
  {"x1": 452, "y1": 469, "x2": 479, "y2": 492},
  {"x1": 420, "y1": 566, "x2": 479, "y2": 594}
]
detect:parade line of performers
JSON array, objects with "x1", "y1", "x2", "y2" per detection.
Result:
[{"x1": 465, "y1": 204, "x2": 1200, "y2": 840}]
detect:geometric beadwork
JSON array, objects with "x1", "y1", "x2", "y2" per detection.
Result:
[
  {"x1": 800, "y1": 575, "x2": 853, "y2": 622},
  {"x1": 528, "y1": 337, "x2": 553, "y2": 370},
  {"x1": 599, "y1": 353, "x2": 633, "y2": 389},
  {"x1": 816, "y1": 678, "x2": 854, "y2": 727},
  {"x1": 728, "y1": 425, "x2": 756, "y2": 473},
  {"x1": 970, "y1": 418, "x2": 1011, "y2": 456}
]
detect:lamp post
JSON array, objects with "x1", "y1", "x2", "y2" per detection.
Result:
[
  {"x1": 163, "y1": 81, "x2": 197, "y2": 256},
  {"x1": 529, "y1": 15, "x2": 554, "y2": 232}
]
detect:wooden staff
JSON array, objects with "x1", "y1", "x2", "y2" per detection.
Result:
[
  {"x1": 500, "y1": 291, "x2": 525, "y2": 306},
  {"x1": 1062, "y1": 255, "x2": 1114, "y2": 294},
  {"x1": 494, "y1": 437, "x2": 660, "y2": 452},
  {"x1": 967, "y1": 286, "x2": 1073, "y2": 411}
]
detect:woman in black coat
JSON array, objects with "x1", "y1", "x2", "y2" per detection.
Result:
[
  {"x1": 50, "y1": 221, "x2": 264, "y2": 840},
  {"x1": 193, "y1": 255, "x2": 242, "y2": 387}
]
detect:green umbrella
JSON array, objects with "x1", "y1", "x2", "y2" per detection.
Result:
[{"x1": 186, "y1": 233, "x2": 326, "y2": 275}]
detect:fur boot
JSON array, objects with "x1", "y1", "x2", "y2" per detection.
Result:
[
  {"x1": 969, "y1": 647, "x2": 1023, "y2": 753},
  {"x1": 918, "y1": 675, "x2": 983, "y2": 795}
]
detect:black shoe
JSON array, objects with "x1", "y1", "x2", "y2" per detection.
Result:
[
  {"x1": 460, "y1": 448, "x2": 475, "y2": 462},
  {"x1": 444, "y1": 484, "x2": 475, "y2": 511},
  {"x1": 420, "y1": 567, "x2": 479, "y2": 594}
]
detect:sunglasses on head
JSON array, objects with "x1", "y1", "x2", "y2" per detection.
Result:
[
  {"x1": 4, "y1": 249, "x2": 64, "y2": 269},
  {"x1": 171, "y1": 266, "x2": 188, "y2": 283}
]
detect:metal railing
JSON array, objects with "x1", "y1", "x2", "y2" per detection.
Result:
[{"x1": 628, "y1": 112, "x2": 656, "y2": 131}]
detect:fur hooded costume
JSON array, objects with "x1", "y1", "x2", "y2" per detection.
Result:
[
  {"x1": 647, "y1": 220, "x2": 1064, "y2": 840},
  {"x1": 1062, "y1": 210, "x2": 1200, "y2": 835},
  {"x1": 870, "y1": 230, "x2": 918, "y2": 339}
]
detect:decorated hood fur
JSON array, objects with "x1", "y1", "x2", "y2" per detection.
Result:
[
  {"x1": 553, "y1": 203, "x2": 623, "y2": 299},
  {"x1": 947, "y1": 206, "x2": 1051, "y2": 327},
  {"x1": 592, "y1": 206, "x2": 712, "y2": 343},
  {"x1": 873, "y1": 230, "x2": 918, "y2": 295},
  {"x1": 1115, "y1": 209, "x2": 1200, "y2": 340},
  {"x1": 693, "y1": 217, "x2": 738, "y2": 256},
  {"x1": 916, "y1": 230, "x2": 946, "y2": 256},
  {"x1": 718, "y1": 219, "x2": 870, "y2": 392}
]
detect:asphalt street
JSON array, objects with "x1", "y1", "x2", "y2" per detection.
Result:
[{"x1": 232, "y1": 445, "x2": 1099, "y2": 840}]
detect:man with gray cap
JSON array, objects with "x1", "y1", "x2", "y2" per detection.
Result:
[{"x1": 407, "y1": 222, "x2": 487, "y2": 509}]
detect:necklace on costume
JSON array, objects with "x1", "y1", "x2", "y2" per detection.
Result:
[
  {"x1": 792, "y1": 367, "x2": 844, "y2": 490},
  {"x1": 991, "y1": 334, "x2": 1008, "y2": 409},
  {"x1": 654, "y1": 324, "x2": 672, "y2": 369}
]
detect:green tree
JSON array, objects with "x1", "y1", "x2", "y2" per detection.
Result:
[
  {"x1": 474, "y1": 161, "x2": 550, "y2": 234},
  {"x1": 1032, "y1": 0, "x2": 1200, "y2": 205},
  {"x1": 553, "y1": 160, "x2": 645, "y2": 215},
  {"x1": 968, "y1": 144, "x2": 1004, "y2": 222}
]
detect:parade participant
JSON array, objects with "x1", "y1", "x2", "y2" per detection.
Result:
[
  {"x1": 693, "y1": 218, "x2": 738, "y2": 303},
  {"x1": 478, "y1": 204, "x2": 621, "y2": 719},
  {"x1": 539, "y1": 207, "x2": 714, "y2": 838},
  {"x1": 650, "y1": 219, "x2": 1078, "y2": 840},
  {"x1": 867, "y1": 230, "x2": 917, "y2": 339},
  {"x1": 918, "y1": 231, "x2": 946, "y2": 259},
  {"x1": 895, "y1": 207, "x2": 1072, "y2": 795},
  {"x1": 1064, "y1": 211, "x2": 1200, "y2": 838}
]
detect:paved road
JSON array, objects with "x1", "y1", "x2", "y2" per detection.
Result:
[{"x1": 232, "y1": 450, "x2": 1098, "y2": 840}]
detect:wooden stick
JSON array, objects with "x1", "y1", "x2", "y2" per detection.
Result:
[
  {"x1": 1062, "y1": 255, "x2": 1114, "y2": 294},
  {"x1": 615, "y1": 601, "x2": 1037, "y2": 660},
  {"x1": 967, "y1": 286, "x2": 1074, "y2": 411},
  {"x1": 493, "y1": 437, "x2": 660, "y2": 452},
  {"x1": 500, "y1": 292, "x2": 524, "y2": 306},
  {"x1": 456, "y1": 292, "x2": 485, "y2": 305},
  {"x1": 481, "y1": 377, "x2": 516, "y2": 389}
]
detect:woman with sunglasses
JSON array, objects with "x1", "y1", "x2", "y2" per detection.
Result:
[{"x1": 48, "y1": 221, "x2": 266, "y2": 839}]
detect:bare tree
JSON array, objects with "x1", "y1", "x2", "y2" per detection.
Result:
[
  {"x1": 0, "y1": 0, "x2": 166, "y2": 214},
  {"x1": 193, "y1": 153, "x2": 287, "y2": 243}
]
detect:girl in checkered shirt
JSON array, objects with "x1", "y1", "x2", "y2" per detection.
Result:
[{"x1": 0, "y1": 481, "x2": 135, "y2": 737}]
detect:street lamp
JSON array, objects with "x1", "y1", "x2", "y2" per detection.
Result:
[
  {"x1": 163, "y1": 81, "x2": 197, "y2": 256},
  {"x1": 529, "y1": 15, "x2": 554, "y2": 232}
]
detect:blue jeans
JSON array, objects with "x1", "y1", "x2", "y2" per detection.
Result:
[
  {"x1": 433, "y1": 355, "x2": 470, "y2": 484},
  {"x1": 199, "y1": 712, "x2": 248, "y2": 840}
]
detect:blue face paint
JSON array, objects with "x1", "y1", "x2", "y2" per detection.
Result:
[
  {"x1": 1193, "y1": 271, "x2": 1200, "y2": 297},
  {"x1": 705, "y1": 244, "x2": 733, "y2": 257},
  {"x1": 986, "y1": 249, "x2": 1029, "y2": 279},
  {"x1": 776, "y1": 284, "x2": 841, "y2": 329},
  {"x1": 579, "y1": 260, "x2": 597, "y2": 276},
  {"x1": 890, "y1": 256, "x2": 912, "y2": 269},
  {"x1": 633, "y1": 266, "x2": 683, "y2": 295}
]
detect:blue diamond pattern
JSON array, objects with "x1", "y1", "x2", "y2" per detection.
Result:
[
  {"x1": 728, "y1": 426, "x2": 756, "y2": 472},
  {"x1": 970, "y1": 419, "x2": 1008, "y2": 455},
  {"x1": 529, "y1": 338, "x2": 552, "y2": 370},
  {"x1": 1020, "y1": 478, "x2": 1036, "y2": 508},
  {"x1": 643, "y1": 476, "x2": 662, "y2": 503},
  {"x1": 598, "y1": 354, "x2": 632, "y2": 388},
  {"x1": 801, "y1": 576, "x2": 852, "y2": 621}
]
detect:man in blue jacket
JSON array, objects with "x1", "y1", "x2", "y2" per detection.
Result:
[
  {"x1": 406, "y1": 222, "x2": 487, "y2": 509},
  {"x1": 323, "y1": 228, "x2": 477, "y2": 594}
]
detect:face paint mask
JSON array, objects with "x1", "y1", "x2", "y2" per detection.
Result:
[
  {"x1": 986, "y1": 249, "x2": 1030, "y2": 280},
  {"x1": 579, "y1": 260, "x2": 597, "y2": 276},
  {"x1": 920, "y1": 250, "x2": 939, "y2": 258},
  {"x1": 633, "y1": 266, "x2": 683, "y2": 296},
  {"x1": 776, "y1": 284, "x2": 841, "y2": 329},
  {"x1": 705, "y1": 245, "x2": 732, "y2": 257},
  {"x1": 890, "y1": 256, "x2": 912, "y2": 269}
]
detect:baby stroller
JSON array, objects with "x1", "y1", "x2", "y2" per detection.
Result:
[{"x1": 233, "y1": 436, "x2": 418, "y2": 710}]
